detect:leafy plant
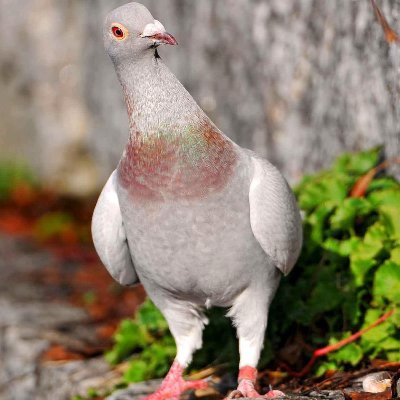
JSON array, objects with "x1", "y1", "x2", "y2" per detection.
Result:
[
  {"x1": 105, "y1": 299, "x2": 177, "y2": 382},
  {"x1": 107, "y1": 147, "x2": 400, "y2": 381},
  {"x1": 106, "y1": 298, "x2": 237, "y2": 383},
  {"x1": 271, "y1": 146, "x2": 400, "y2": 374}
]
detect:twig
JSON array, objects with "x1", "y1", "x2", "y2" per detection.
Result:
[
  {"x1": 371, "y1": 0, "x2": 400, "y2": 44},
  {"x1": 350, "y1": 158, "x2": 400, "y2": 198},
  {"x1": 281, "y1": 309, "x2": 395, "y2": 378}
]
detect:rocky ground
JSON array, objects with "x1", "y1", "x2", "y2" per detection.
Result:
[{"x1": 0, "y1": 233, "x2": 150, "y2": 400}]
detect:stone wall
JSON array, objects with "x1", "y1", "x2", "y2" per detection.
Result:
[{"x1": 1, "y1": 0, "x2": 399, "y2": 195}]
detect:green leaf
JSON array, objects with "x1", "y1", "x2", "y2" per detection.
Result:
[
  {"x1": 324, "y1": 237, "x2": 360, "y2": 257},
  {"x1": 391, "y1": 247, "x2": 400, "y2": 264},
  {"x1": 105, "y1": 319, "x2": 148, "y2": 364},
  {"x1": 373, "y1": 261, "x2": 400, "y2": 304},
  {"x1": 360, "y1": 311, "x2": 388, "y2": 343},
  {"x1": 123, "y1": 359, "x2": 149, "y2": 382},
  {"x1": 308, "y1": 276, "x2": 343, "y2": 314},
  {"x1": 386, "y1": 350, "x2": 400, "y2": 362},
  {"x1": 308, "y1": 202, "x2": 336, "y2": 244},
  {"x1": 360, "y1": 309, "x2": 396, "y2": 359},
  {"x1": 328, "y1": 342, "x2": 364, "y2": 366},
  {"x1": 350, "y1": 258, "x2": 376, "y2": 286},
  {"x1": 315, "y1": 361, "x2": 339, "y2": 377},
  {"x1": 391, "y1": 308, "x2": 400, "y2": 327},
  {"x1": 369, "y1": 190, "x2": 400, "y2": 240},
  {"x1": 351, "y1": 222, "x2": 387, "y2": 261},
  {"x1": 330, "y1": 198, "x2": 372, "y2": 231},
  {"x1": 333, "y1": 147, "x2": 380, "y2": 175},
  {"x1": 297, "y1": 173, "x2": 350, "y2": 212},
  {"x1": 379, "y1": 336, "x2": 400, "y2": 351},
  {"x1": 137, "y1": 299, "x2": 169, "y2": 334},
  {"x1": 369, "y1": 189, "x2": 400, "y2": 208},
  {"x1": 368, "y1": 177, "x2": 400, "y2": 193}
]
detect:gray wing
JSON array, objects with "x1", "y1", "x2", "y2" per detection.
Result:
[
  {"x1": 248, "y1": 154, "x2": 302, "y2": 276},
  {"x1": 91, "y1": 170, "x2": 139, "y2": 286}
]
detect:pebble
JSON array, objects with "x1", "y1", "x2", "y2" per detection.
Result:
[{"x1": 360, "y1": 372, "x2": 392, "y2": 393}]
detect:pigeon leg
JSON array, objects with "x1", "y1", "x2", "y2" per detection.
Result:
[
  {"x1": 227, "y1": 277, "x2": 283, "y2": 399},
  {"x1": 143, "y1": 301, "x2": 208, "y2": 400}
]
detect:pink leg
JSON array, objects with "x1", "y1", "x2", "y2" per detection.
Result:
[
  {"x1": 143, "y1": 361, "x2": 208, "y2": 400},
  {"x1": 227, "y1": 366, "x2": 285, "y2": 399}
]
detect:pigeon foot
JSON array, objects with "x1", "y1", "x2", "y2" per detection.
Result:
[
  {"x1": 142, "y1": 361, "x2": 208, "y2": 400},
  {"x1": 227, "y1": 366, "x2": 285, "y2": 399},
  {"x1": 227, "y1": 379, "x2": 285, "y2": 399}
]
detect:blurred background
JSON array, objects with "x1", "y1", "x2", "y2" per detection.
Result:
[
  {"x1": 1, "y1": 1, "x2": 400, "y2": 399},
  {"x1": 1, "y1": 0, "x2": 400, "y2": 195}
]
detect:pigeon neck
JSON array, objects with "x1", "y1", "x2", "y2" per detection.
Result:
[
  {"x1": 116, "y1": 57, "x2": 239, "y2": 201},
  {"x1": 116, "y1": 56, "x2": 202, "y2": 139}
]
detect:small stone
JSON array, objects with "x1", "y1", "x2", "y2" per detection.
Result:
[{"x1": 361, "y1": 372, "x2": 392, "y2": 393}]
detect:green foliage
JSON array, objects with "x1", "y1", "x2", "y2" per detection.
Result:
[
  {"x1": 106, "y1": 299, "x2": 237, "y2": 383},
  {"x1": 105, "y1": 299, "x2": 177, "y2": 382},
  {"x1": 107, "y1": 147, "x2": 400, "y2": 381},
  {"x1": 271, "y1": 146, "x2": 400, "y2": 372}
]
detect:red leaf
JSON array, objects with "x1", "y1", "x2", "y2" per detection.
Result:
[
  {"x1": 41, "y1": 345, "x2": 84, "y2": 362},
  {"x1": 371, "y1": 0, "x2": 400, "y2": 44},
  {"x1": 345, "y1": 389, "x2": 392, "y2": 400},
  {"x1": 350, "y1": 169, "x2": 377, "y2": 198},
  {"x1": 0, "y1": 211, "x2": 33, "y2": 235}
]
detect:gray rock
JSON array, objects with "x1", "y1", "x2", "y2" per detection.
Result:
[
  {"x1": 106, "y1": 380, "x2": 162, "y2": 400},
  {"x1": 0, "y1": 235, "x2": 117, "y2": 400}
]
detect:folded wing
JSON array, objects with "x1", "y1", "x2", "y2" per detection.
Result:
[
  {"x1": 248, "y1": 153, "x2": 302, "y2": 276},
  {"x1": 91, "y1": 170, "x2": 139, "y2": 286}
]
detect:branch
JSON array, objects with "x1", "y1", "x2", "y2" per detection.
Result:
[{"x1": 281, "y1": 309, "x2": 395, "y2": 378}]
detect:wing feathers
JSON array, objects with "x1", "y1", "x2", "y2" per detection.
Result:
[
  {"x1": 249, "y1": 154, "x2": 302, "y2": 275},
  {"x1": 91, "y1": 171, "x2": 139, "y2": 286}
]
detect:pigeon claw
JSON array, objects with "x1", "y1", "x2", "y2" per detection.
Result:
[
  {"x1": 265, "y1": 390, "x2": 286, "y2": 398},
  {"x1": 143, "y1": 379, "x2": 207, "y2": 400},
  {"x1": 227, "y1": 379, "x2": 285, "y2": 399},
  {"x1": 227, "y1": 389, "x2": 246, "y2": 399},
  {"x1": 142, "y1": 361, "x2": 208, "y2": 400}
]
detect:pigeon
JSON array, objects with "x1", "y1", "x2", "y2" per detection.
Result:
[{"x1": 92, "y1": 2, "x2": 302, "y2": 399}]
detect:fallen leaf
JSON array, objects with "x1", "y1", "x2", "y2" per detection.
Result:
[
  {"x1": 371, "y1": 0, "x2": 400, "y2": 44},
  {"x1": 41, "y1": 345, "x2": 84, "y2": 362},
  {"x1": 344, "y1": 389, "x2": 392, "y2": 400}
]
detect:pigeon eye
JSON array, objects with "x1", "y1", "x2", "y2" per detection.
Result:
[{"x1": 111, "y1": 24, "x2": 127, "y2": 40}]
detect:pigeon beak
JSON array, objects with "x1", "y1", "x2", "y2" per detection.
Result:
[
  {"x1": 140, "y1": 20, "x2": 178, "y2": 46},
  {"x1": 141, "y1": 31, "x2": 177, "y2": 46},
  {"x1": 148, "y1": 32, "x2": 178, "y2": 46}
]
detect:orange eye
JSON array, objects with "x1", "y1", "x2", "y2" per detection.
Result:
[{"x1": 111, "y1": 25, "x2": 127, "y2": 40}]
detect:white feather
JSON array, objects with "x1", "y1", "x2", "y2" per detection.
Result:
[
  {"x1": 248, "y1": 153, "x2": 302, "y2": 276},
  {"x1": 91, "y1": 171, "x2": 138, "y2": 286}
]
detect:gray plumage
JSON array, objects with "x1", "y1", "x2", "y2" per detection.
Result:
[{"x1": 92, "y1": 0, "x2": 302, "y2": 381}]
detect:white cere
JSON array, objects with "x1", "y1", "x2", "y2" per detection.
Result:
[{"x1": 141, "y1": 20, "x2": 166, "y2": 38}]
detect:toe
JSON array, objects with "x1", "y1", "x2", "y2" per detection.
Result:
[
  {"x1": 227, "y1": 389, "x2": 245, "y2": 399},
  {"x1": 183, "y1": 379, "x2": 208, "y2": 391},
  {"x1": 265, "y1": 389, "x2": 285, "y2": 398}
]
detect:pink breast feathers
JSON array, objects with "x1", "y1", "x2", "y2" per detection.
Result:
[{"x1": 117, "y1": 121, "x2": 238, "y2": 201}]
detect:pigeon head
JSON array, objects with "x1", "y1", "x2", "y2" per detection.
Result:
[{"x1": 104, "y1": 2, "x2": 177, "y2": 64}]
